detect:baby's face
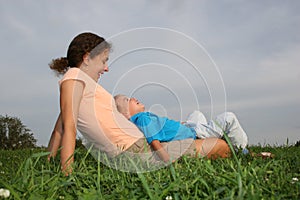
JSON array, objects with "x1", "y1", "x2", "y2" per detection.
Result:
[{"x1": 128, "y1": 97, "x2": 145, "y2": 116}]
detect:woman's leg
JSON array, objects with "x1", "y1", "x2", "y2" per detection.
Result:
[{"x1": 194, "y1": 138, "x2": 231, "y2": 159}]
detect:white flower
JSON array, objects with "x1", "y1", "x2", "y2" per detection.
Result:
[
  {"x1": 291, "y1": 177, "x2": 299, "y2": 184},
  {"x1": 165, "y1": 196, "x2": 173, "y2": 200},
  {"x1": 0, "y1": 188, "x2": 10, "y2": 198}
]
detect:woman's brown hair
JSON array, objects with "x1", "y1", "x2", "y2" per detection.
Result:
[{"x1": 49, "y1": 32, "x2": 111, "y2": 75}]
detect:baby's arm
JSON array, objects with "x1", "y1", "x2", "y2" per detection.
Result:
[{"x1": 150, "y1": 140, "x2": 171, "y2": 163}]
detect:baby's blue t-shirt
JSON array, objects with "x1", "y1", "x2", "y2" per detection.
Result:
[{"x1": 130, "y1": 112, "x2": 196, "y2": 144}]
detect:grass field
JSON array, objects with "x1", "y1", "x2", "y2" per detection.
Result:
[{"x1": 0, "y1": 145, "x2": 299, "y2": 199}]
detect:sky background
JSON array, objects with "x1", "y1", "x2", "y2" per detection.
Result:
[{"x1": 0, "y1": 0, "x2": 299, "y2": 146}]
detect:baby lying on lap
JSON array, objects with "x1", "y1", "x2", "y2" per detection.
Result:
[{"x1": 114, "y1": 94, "x2": 249, "y2": 158}]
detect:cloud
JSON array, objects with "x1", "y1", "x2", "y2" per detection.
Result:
[{"x1": 0, "y1": 0, "x2": 299, "y2": 146}]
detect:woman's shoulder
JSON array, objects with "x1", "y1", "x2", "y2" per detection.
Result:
[
  {"x1": 63, "y1": 67, "x2": 80, "y2": 75},
  {"x1": 60, "y1": 68, "x2": 79, "y2": 81},
  {"x1": 59, "y1": 68, "x2": 90, "y2": 86}
]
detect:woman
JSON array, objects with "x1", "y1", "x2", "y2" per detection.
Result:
[{"x1": 47, "y1": 32, "x2": 230, "y2": 174}]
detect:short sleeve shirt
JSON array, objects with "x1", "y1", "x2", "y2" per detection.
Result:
[
  {"x1": 130, "y1": 112, "x2": 196, "y2": 144},
  {"x1": 59, "y1": 68, "x2": 144, "y2": 156}
]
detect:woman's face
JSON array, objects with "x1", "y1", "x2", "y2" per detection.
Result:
[{"x1": 84, "y1": 49, "x2": 110, "y2": 82}]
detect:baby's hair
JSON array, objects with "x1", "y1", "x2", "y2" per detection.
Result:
[{"x1": 114, "y1": 94, "x2": 129, "y2": 116}]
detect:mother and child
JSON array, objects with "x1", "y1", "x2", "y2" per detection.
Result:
[{"x1": 47, "y1": 32, "x2": 248, "y2": 174}]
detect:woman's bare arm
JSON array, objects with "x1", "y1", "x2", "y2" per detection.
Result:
[
  {"x1": 59, "y1": 80, "x2": 84, "y2": 174},
  {"x1": 47, "y1": 113, "x2": 63, "y2": 161}
]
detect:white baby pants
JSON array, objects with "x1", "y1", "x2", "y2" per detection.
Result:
[{"x1": 185, "y1": 110, "x2": 248, "y2": 149}]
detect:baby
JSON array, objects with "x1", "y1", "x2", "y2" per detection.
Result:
[{"x1": 114, "y1": 94, "x2": 249, "y2": 158}]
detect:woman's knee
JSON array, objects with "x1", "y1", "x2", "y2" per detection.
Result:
[
  {"x1": 205, "y1": 138, "x2": 230, "y2": 159},
  {"x1": 194, "y1": 138, "x2": 230, "y2": 159},
  {"x1": 215, "y1": 139, "x2": 231, "y2": 158}
]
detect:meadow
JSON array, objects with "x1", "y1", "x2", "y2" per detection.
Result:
[{"x1": 0, "y1": 144, "x2": 299, "y2": 199}]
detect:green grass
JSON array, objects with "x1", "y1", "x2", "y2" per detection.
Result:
[{"x1": 0, "y1": 145, "x2": 299, "y2": 199}]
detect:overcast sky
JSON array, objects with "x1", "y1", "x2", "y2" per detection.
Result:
[{"x1": 0, "y1": 0, "x2": 299, "y2": 146}]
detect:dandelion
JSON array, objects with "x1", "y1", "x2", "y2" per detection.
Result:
[
  {"x1": 165, "y1": 196, "x2": 172, "y2": 200},
  {"x1": 291, "y1": 177, "x2": 299, "y2": 184},
  {"x1": 0, "y1": 188, "x2": 10, "y2": 198}
]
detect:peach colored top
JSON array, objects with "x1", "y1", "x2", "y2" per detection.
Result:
[{"x1": 59, "y1": 68, "x2": 144, "y2": 156}]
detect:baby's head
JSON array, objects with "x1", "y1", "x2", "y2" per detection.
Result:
[{"x1": 114, "y1": 94, "x2": 145, "y2": 119}]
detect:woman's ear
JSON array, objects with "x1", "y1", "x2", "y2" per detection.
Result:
[{"x1": 82, "y1": 53, "x2": 90, "y2": 65}]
